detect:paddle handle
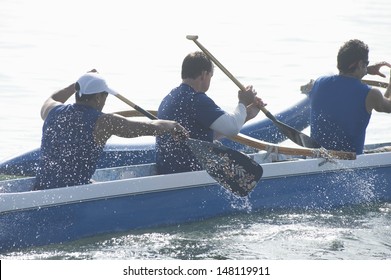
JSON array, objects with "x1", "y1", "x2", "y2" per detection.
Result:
[
  {"x1": 191, "y1": 39, "x2": 246, "y2": 90},
  {"x1": 188, "y1": 37, "x2": 274, "y2": 119}
]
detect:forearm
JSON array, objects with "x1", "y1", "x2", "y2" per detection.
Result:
[
  {"x1": 385, "y1": 86, "x2": 391, "y2": 99},
  {"x1": 40, "y1": 83, "x2": 76, "y2": 120},
  {"x1": 385, "y1": 73, "x2": 391, "y2": 98},
  {"x1": 366, "y1": 62, "x2": 391, "y2": 78},
  {"x1": 112, "y1": 120, "x2": 160, "y2": 138},
  {"x1": 94, "y1": 116, "x2": 162, "y2": 143},
  {"x1": 210, "y1": 103, "x2": 247, "y2": 137},
  {"x1": 244, "y1": 96, "x2": 265, "y2": 122},
  {"x1": 108, "y1": 117, "x2": 177, "y2": 138},
  {"x1": 51, "y1": 83, "x2": 76, "y2": 103}
]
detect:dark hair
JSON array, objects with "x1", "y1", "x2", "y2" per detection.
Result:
[
  {"x1": 337, "y1": 39, "x2": 369, "y2": 73},
  {"x1": 181, "y1": 51, "x2": 214, "y2": 79}
]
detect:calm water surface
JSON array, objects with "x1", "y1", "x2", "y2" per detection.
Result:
[{"x1": 1, "y1": 0, "x2": 391, "y2": 260}]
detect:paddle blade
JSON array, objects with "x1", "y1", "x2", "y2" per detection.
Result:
[
  {"x1": 187, "y1": 139, "x2": 263, "y2": 197},
  {"x1": 274, "y1": 120, "x2": 321, "y2": 148}
]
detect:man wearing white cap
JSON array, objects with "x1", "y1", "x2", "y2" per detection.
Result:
[{"x1": 34, "y1": 71, "x2": 187, "y2": 190}]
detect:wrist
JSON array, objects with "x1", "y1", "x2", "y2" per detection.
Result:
[
  {"x1": 239, "y1": 101, "x2": 250, "y2": 107},
  {"x1": 238, "y1": 102, "x2": 247, "y2": 108}
]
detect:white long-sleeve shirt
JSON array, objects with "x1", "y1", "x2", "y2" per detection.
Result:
[{"x1": 210, "y1": 103, "x2": 247, "y2": 139}]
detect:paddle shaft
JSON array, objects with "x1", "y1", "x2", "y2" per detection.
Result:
[
  {"x1": 188, "y1": 36, "x2": 321, "y2": 148},
  {"x1": 362, "y1": 79, "x2": 389, "y2": 88},
  {"x1": 190, "y1": 38, "x2": 272, "y2": 118},
  {"x1": 114, "y1": 94, "x2": 158, "y2": 120}
]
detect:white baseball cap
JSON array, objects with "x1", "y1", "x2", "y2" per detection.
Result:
[{"x1": 76, "y1": 72, "x2": 118, "y2": 97}]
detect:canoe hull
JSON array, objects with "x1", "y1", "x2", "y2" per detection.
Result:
[{"x1": 1, "y1": 151, "x2": 391, "y2": 252}]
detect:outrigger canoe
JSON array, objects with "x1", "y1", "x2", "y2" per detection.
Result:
[
  {"x1": 0, "y1": 97, "x2": 311, "y2": 177},
  {"x1": 1, "y1": 97, "x2": 390, "y2": 253},
  {"x1": 1, "y1": 142, "x2": 391, "y2": 253}
]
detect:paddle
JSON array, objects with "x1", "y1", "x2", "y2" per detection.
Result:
[
  {"x1": 112, "y1": 93, "x2": 263, "y2": 197},
  {"x1": 186, "y1": 35, "x2": 322, "y2": 149},
  {"x1": 362, "y1": 79, "x2": 389, "y2": 88},
  {"x1": 113, "y1": 110, "x2": 356, "y2": 160}
]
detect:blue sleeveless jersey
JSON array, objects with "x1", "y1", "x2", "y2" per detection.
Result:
[
  {"x1": 35, "y1": 104, "x2": 104, "y2": 189},
  {"x1": 309, "y1": 75, "x2": 371, "y2": 154},
  {"x1": 156, "y1": 83, "x2": 225, "y2": 174}
]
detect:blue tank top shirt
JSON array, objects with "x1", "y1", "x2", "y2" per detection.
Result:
[
  {"x1": 34, "y1": 104, "x2": 104, "y2": 190},
  {"x1": 156, "y1": 83, "x2": 225, "y2": 174},
  {"x1": 309, "y1": 75, "x2": 371, "y2": 154}
]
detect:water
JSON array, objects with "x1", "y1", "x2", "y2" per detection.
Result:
[
  {"x1": 1, "y1": 0, "x2": 391, "y2": 261},
  {"x1": 3, "y1": 205, "x2": 391, "y2": 260}
]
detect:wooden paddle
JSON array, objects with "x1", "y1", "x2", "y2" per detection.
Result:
[
  {"x1": 362, "y1": 79, "x2": 389, "y2": 88},
  {"x1": 186, "y1": 35, "x2": 322, "y2": 149},
  {"x1": 112, "y1": 93, "x2": 263, "y2": 197}
]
